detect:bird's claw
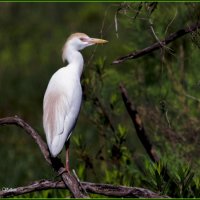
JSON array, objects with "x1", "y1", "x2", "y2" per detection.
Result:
[{"x1": 57, "y1": 168, "x2": 70, "y2": 177}]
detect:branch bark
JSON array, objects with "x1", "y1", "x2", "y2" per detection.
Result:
[
  {"x1": 113, "y1": 22, "x2": 200, "y2": 64},
  {"x1": 0, "y1": 179, "x2": 167, "y2": 198},
  {"x1": 119, "y1": 84, "x2": 159, "y2": 163},
  {"x1": 0, "y1": 116, "x2": 88, "y2": 198},
  {"x1": 0, "y1": 116, "x2": 169, "y2": 198}
]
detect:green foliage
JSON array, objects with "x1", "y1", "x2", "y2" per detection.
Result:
[{"x1": 141, "y1": 160, "x2": 200, "y2": 198}]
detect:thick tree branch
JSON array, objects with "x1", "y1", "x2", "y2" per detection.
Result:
[
  {"x1": 0, "y1": 116, "x2": 88, "y2": 198},
  {"x1": 0, "y1": 116, "x2": 169, "y2": 198},
  {"x1": 113, "y1": 22, "x2": 200, "y2": 64},
  {"x1": 83, "y1": 181, "x2": 167, "y2": 198},
  {"x1": 119, "y1": 84, "x2": 159, "y2": 162},
  {"x1": 0, "y1": 179, "x2": 167, "y2": 198}
]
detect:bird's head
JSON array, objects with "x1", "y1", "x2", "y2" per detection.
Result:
[{"x1": 62, "y1": 33, "x2": 108, "y2": 62}]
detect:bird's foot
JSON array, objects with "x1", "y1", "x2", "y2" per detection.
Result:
[{"x1": 57, "y1": 168, "x2": 70, "y2": 177}]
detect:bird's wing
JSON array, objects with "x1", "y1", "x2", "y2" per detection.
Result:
[
  {"x1": 43, "y1": 68, "x2": 82, "y2": 156},
  {"x1": 43, "y1": 88, "x2": 69, "y2": 147}
]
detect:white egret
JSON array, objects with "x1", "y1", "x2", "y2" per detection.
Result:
[{"x1": 43, "y1": 33, "x2": 108, "y2": 172}]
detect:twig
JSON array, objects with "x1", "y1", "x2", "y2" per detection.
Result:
[
  {"x1": 164, "y1": 9, "x2": 177, "y2": 35},
  {"x1": 114, "y1": 8, "x2": 121, "y2": 38},
  {"x1": 149, "y1": 19, "x2": 163, "y2": 47},
  {"x1": 0, "y1": 116, "x2": 88, "y2": 198},
  {"x1": 148, "y1": 19, "x2": 173, "y2": 54},
  {"x1": 0, "y1": 179, "x2": 168, "y2": 198},
  {"x1": 113, "y1": 22, "x2": 200, "y2": 64},
  {"x1": 72, "y1": 169, "x2": 88, "y2": 195},
  {"x1": 184, "y1": 93, "x2": 200, "y2": 103}
]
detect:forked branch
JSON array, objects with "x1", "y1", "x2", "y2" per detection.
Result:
[
  {"x1": 0, "y1": 116, "x2": 167, "y2": 198},
  {"x1": 0, "y1": 116, "x2": 88, "y2": 198},
  {"x1": 0, "y1": 179, "x2": 167, "y2": 198}
]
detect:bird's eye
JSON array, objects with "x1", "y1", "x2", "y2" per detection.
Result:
[{"x1": 79, "y1": 37, "x2": 88, "y2": 42}]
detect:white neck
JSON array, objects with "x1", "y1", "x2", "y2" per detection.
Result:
[{"x1": 62, "y1": 45, "x2": 84, "y2": 77}]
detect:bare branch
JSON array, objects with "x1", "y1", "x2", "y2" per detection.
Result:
[
  {"x1": 119, "y1": 85, "x2": 159, "y2": 163},
  {"x1": 0, "y1": 179, "x2": 168, "y2": 198},
  {"x1": 113, "y1": 22, "x2": 200, "y2": 64},
  {"x1": 0, "y1": 116, "x2": 88, "y2": 198},
  {"x1": 0, "y1": 180, "x2": 63, "y2": 198},
  {"x1": 114, "y1": 8, "x2": 121, "y2": 38},
  {"x1": 0, "y1": 116, "x2": 169, "y2": 198},
  {"x1": 184, "y1": 92, "x2": 200, "y2": 103},
  {"x1": 83, "y1": 181, "x2": 167, "y2": 198}
]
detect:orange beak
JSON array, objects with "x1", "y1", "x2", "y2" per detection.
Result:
[{"x1": 90, "y1": 38, "x2": 108, "y2": 44}]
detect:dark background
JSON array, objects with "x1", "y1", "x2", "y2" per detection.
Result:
[{"x1": 0, "y1": 2, "x2": 200, "y2": 197}]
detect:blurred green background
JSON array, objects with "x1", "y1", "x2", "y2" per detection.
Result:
[{"x1": 0, "y1": 2, "x2": 200, "y2": 198}]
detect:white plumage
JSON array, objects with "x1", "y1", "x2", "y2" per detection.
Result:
[
  {"x1": 43, "y1": 67, "x2": 82, "y2": 156},
  {"x1": 43, "y1": 33, "x2": 108, "y2": 168}
]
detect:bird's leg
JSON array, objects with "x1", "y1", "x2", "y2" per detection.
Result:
[
  {"x1": 56, "y1": 140, "x2": 70, "y2": 177},
  {"x1": 65, "y1": 139, "x2": 70, "y2": 173}
]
